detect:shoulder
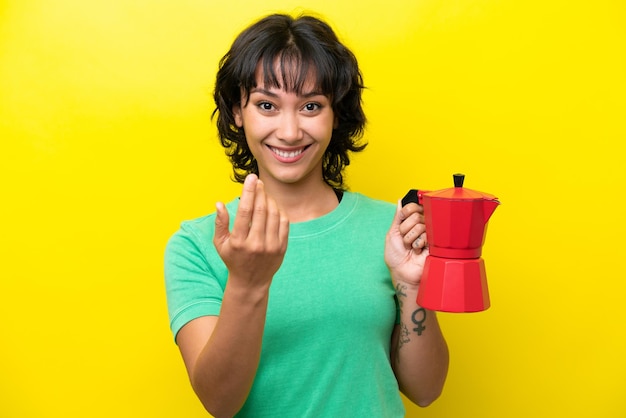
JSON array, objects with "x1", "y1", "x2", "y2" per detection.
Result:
[
  {"x1": 342, "y1": 192, "x2": 395, "y2": 229},
  {"x1": 347, "y1": 191, "x2": 395, "y2": 215},
  {"x1": 164, "y1": 200, "x2": 240, "y2": 257},
  {"x1": 166, "y1": 198, "x2": 240, "y2": 252},
  {"x1": 166, "y1": 214, "x2": 215, "y2": 255}
]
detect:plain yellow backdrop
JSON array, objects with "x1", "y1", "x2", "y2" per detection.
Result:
[{"x1": 1, "y1": 0, "x2": 625, "y2": 417}]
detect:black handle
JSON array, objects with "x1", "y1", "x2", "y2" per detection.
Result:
[{"x1": 401, "y1": 189, "x2": 420, "y2": 207}]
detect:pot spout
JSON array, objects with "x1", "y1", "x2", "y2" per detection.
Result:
[{"x1": 484, "y1": 199, "x2": 500, "y2": 223}]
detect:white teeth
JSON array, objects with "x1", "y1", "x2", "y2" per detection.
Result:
[{"x1": 271, "y1": 147, "x2": 304, "y2": 158}]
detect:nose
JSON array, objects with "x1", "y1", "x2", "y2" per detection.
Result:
[{"x1": 276, "y1": 111, "x2": 303, "y2": 143}]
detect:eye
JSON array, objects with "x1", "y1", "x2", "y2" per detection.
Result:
[
  {"x1": 257, "y1": 101, "x2": 275, "y2": 111},
  {"x1": 303, "y1": 102, "x2": 321, "y2": 112}
]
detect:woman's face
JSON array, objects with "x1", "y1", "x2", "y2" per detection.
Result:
[{"x1": 233, "y1": 64, "x2": 336, "y2": 189}]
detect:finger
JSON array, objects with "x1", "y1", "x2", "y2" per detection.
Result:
[
  {"x1": 403, "y1": 224, "x2": 426, "y2": 247},
  {"x1": 391, "y1": 200, "x2": 404, "y2": 227},
  {"x1": 399, "y1": 212, "x2": 424, "y2": 235},
  {"x1": 400, "y1": 202, "x2": 424, "y2": 220},
  {"x1": 264, "y1": 199, "x2": 290, "y2": 253},
  {"x1": 278, "y1": 211, "x2": 289, "y2": 252},
  {"x1": 398, "y1": 200, "x2": 424, "y2": 231},
  {"x1": 232, "y1": 174, "x2": 258, "y2": 237},
  {"x1": 265, "y1": 196, "x2": 280, "y2": 244},
  {"x1": 411, "y1": 231, "x2": 428, "y2": 250},
  {"x1": 213, "y1": 201, "x2": 230, "y2": 247},
  {"x1": 248, "y1": 179, "x2": 267, "y2": 239}
]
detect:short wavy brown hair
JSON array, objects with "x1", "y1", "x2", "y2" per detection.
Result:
[{"x1": 212, "y1": 13, "x2": 367, "y2": 189}]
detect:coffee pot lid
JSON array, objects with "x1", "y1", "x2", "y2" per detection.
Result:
[{"x1": 425, "y1": 174, "x2": 498, "y2": 200}]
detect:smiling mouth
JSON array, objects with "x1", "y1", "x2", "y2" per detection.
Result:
[{"x1": 268, "y1": 145, "x2": 309, "y2": 159}]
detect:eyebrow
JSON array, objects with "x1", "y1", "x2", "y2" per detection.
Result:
[{"x1": 249, "y1": 87, "x2": 326, "y2": 98}]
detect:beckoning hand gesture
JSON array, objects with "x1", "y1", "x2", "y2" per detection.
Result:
[{"x1": 213, "y1": 174, "x2": 290, "y2": 291}]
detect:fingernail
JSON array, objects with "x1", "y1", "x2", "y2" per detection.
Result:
[{"x1": 245, "y1": 174, "x2": 257, "y2": 185}]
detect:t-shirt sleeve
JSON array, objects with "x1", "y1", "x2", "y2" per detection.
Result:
[{"x1": 164, "y1": 221, "x2": 225, "y2": 342}]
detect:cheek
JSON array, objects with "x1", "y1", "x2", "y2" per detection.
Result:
[
  {"x1": 242, "y1": 116, "x2": 269, "y2": 137},
  {"x1": 307, "y1": 112, "x2": 335, "y2": 135}
]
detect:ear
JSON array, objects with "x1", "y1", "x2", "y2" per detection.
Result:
[
  {"x1": 333, "y1": 116, "x2": 339, "y2": 129},
  {"x1": 233, "y1": 105, "x2": 243, "y2": 128}
]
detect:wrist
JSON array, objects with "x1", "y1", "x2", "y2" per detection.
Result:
[
  {"x1": 393, "y1": 278, "x2": 420, "y2": 295},
  {"x1": 225, "y1": 277, "x2": 270, "y2": 306},
  {"x1": 389, "y1": 265, "x2": 424, "y2": 287},
  {"x1": 394, "y1": 281, "x2": 436, "y2": 313}
]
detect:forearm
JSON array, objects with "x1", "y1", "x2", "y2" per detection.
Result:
[
  {"x1": 391, "y1": 281, "x2": 449, "y2": 407},
  {"x1": 191, "y1": 280, "x2": 269, "y2": 417}
]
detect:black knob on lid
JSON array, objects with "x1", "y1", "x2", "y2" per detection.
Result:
[{"x1": 453, "y1": 173, "x2": 465, "y2": 188}]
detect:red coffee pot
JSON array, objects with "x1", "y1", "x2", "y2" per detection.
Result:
[{"x1": 403, "y1": 174, "x2": 500, "y2": 312}]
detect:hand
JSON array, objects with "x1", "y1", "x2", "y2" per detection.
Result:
[
  {"x1": 213, "y1": 174, "x2": 290, "y2": 291},
  {"x1": 385, "y1": 200, "x2": 429, "y2": 286}
]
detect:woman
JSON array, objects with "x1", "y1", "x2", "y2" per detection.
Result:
[{"x1": 165, "y1": 13, "x2": 449, "y2": 417}]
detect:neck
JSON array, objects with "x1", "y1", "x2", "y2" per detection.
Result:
[{"x1": 259, "y1": 176, "x2": 339, "y2": 223}]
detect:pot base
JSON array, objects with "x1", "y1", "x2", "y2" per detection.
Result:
[{"x1": 417, "y1": 255, "x2": 491, "y2": 313}]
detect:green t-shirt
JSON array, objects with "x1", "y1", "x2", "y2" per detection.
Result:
[{"x1": 165, "y1": 191, "x2": 405, "y2": 417}]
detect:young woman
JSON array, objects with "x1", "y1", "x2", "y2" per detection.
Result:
[{"x1": 165, "y1": 13, "x2": 449, "y2": 418}]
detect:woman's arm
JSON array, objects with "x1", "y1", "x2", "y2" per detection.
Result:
[
  {"x1": 385, "y1": 201, "x2": 449, "y2": 407},
  {"x1": 176, "y1": 280, "x2": 270, "y2": 418},
  {"x1": 390, "y1": 284, "x2": 449, "y2": 406},
  {"x1": 176, "y1": 175, "x2": 289, "y2": 417}
]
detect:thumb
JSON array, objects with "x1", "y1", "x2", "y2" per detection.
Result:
[
  {"x1": 386, "y1": 201, "x2": 403, "y2": 247},
  {"x1": 391, "y1": 199, "x2": 404, "y2": 229},
  {"x1": 213, "y1": 202, "x2": 230, "y2": 246}
]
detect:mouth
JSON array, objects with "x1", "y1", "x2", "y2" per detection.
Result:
[{"x1": 267, "y1": 145, "x2": 310, "y2": 162}]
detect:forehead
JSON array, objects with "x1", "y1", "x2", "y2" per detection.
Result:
[{"x1": 251, "y1": 56, "x2": 322, "y2": 94}]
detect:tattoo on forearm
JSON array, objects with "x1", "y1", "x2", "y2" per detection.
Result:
[
  {"x1": 393, "y1": 319, "x2": 411, "y2": 365},
  {"x1": 394, "y1": 284, "x2": 408, "y2": 363},
  {"x1": 397, "y1": 322, "x2": 410, "y2": 351},
  {"x1": 394, "y1": 284, "x2": 428, "y2": 364},
  {"x1": 411, "y1": 308, "x2": 427, "y2": 336},
  {"x1": 395, "y1": 282, "x2": 427, "y2": 340},
  {"x1": 395, "y1": 283, "x2": 407, "y2": 308}
]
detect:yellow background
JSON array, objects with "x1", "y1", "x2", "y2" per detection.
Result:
[{"x1": 1, "y1": 0, "x2": 625, "y2": 416}]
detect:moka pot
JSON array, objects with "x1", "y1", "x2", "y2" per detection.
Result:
[{"x1": 403, "y1": 174, "x2": 500, "y2": 312}]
